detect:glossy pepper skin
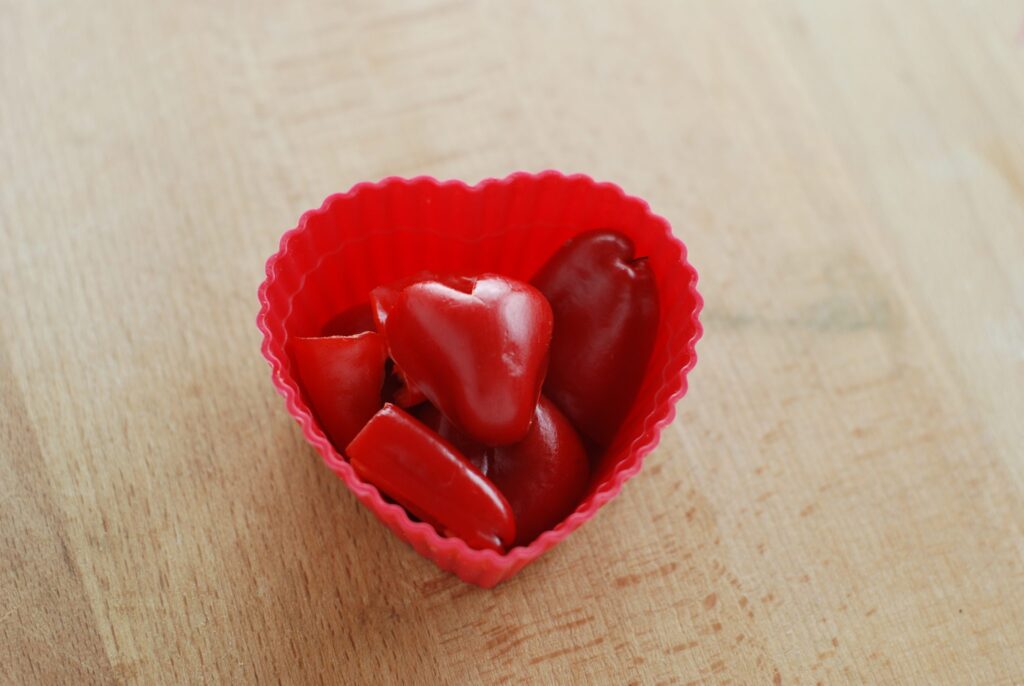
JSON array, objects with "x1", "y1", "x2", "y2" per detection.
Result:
[
  {"x1": 346, "y1": 404, "x2": 516, "y2": 551},
  {"x1": 381, "y1": 274, "x2": 553, "y2": 446},
  {"x1": 291, "y1": 332, "x2": 388, "y2": 449},
  {"x1": 532, "y1": 230, "x2": 659, "y2": 447},
  {"x1": 416, "y1": 396, "x2": 590, "y2": 547}
]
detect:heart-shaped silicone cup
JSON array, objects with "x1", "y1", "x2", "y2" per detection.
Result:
[{"x1": 257, "y1": 171, "x2": 702, "y2": 587}]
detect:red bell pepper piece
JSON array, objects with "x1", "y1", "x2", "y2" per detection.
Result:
[
  {"x1": 532, "y1": 230, "x2": 659, "y2": 447},
  {"x1": 380, "y1": 274, "x2": 553, "y2": 446},
  {"x1": 416, "y1": 396, "x2": 590, "y2": 547},
  {"x1": 346, "y1": 404, "x2": 515, "y2": 551},
  {"x1": 291, "y1": 332, "x2": 388, "y2": 450}
]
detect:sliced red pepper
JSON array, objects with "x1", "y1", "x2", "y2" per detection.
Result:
[
  {"x1": 346, "y1": 404, "x2": 515, "y2": 551},
  {"x1": 320, "y1": 302, "x2": 375, "y2": 337},
  {"x1": 381, "y1": 274, "x2": 553, "y2": 446},
  {"x1": 291, "y1": 332, "x2": 388, "y2": 450},
  {"x1": 416, "y1": 396, "x2": 590, "y2": 547},
  {"x1": 532, "y1": 230, "x2": 659, "y2": 447}
]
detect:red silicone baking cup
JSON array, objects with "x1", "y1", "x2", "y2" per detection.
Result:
[{"x1": 257, "y1": 171, "x2": 702, "y2": 587}]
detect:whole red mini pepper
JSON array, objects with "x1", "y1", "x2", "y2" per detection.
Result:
[
  {"x1": 291, "y1": 332, "x2": 388, "y2": 449},
  {"x1": 416, "y1": 396, "x2": 590, "y2": 547},
  {"x1": 379, "y1": 274, "x2": 553, "y2": 446},
  {"x1": 346, "y1": 404, "x2": 516, "y2": 551},
  {"x1": 532, "y1": 229, "x2": 659, "y2": 448}
]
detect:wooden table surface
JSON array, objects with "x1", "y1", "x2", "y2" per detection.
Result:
[{"x1": 3, "y1": 1, "x2": 1023, "y2": 684}]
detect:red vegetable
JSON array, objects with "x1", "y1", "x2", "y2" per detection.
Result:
[
  {"x1": 291, "y1": 332, "x2": 388, "y2": 449},
  {"x1": 380, "y1": 274, "x2": 553, "y2": 446},
  {"x1": 346, "y1": 404, "x2": 516, "y2": 551},
  {"x1": 532, "y1": 230, "x2": 659, "y2": 447},
  {"x1": 416, "y1": 396, "x2": 590, "y2": 547}
]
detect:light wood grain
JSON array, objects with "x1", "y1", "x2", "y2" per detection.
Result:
[{"x1": 3, "y1": 1, "x2": 1023, "y2": 683}]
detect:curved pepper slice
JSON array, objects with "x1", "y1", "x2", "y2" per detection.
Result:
[
  {"x1": 291, "y1": 332, "x2": 388, "y2": 450},
  {"x1": 381, "y1": 274, "x2": 553, "y2": 446},
  {"x1": 346, "y1": 404, "x2": 516, "y2": 551},
  {"x1": 532, "y1": 230, "x2": 659, "y2": 447},
  {"x1": 416, "y1": 396, "x2": 590, "y2": 547}
]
